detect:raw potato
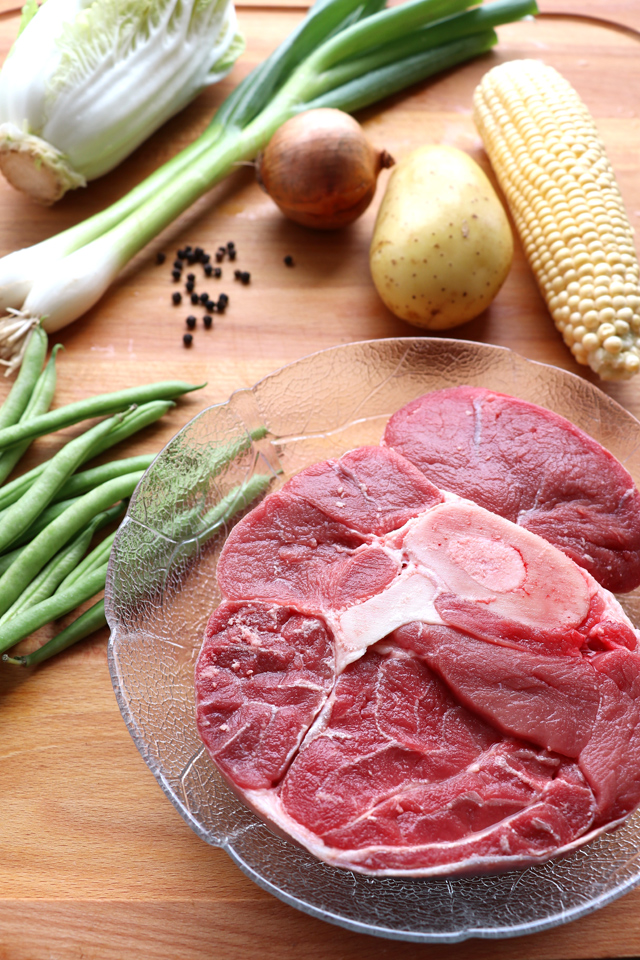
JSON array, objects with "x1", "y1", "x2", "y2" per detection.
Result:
[{"x1": 369, "y1": 145, "x2": 513, "y2": 329}]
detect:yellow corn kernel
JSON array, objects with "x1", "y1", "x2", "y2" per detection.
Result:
[{"x1": 473, "y1": 59, "x2": 640, "y2": 380}]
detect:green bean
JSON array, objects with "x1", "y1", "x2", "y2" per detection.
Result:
[
  {"x1": 52, "y1": 454, "x2": 155, "y2": 504},
  {"x1": 0, "y1": 517, "x2": 102, "y2": 624},
  {"x1": 200, "y1": 475, "x2": 273, "y2": 532},
  {"x1": 57, "y1": 530, "x2": 116, "y2": 594},
  {"x1": 0, "y1": 399, "x2": 173, "y2": 511},
  {"x1": 0, "y1": 544, "x2": 25, "y2": 577},
  {"x1": 0, "y1": 471, "x2": 143, "y2": 617},
  {"x1": 5, "y1": 600, "x2": 107, "y2": 666},
  {"x1": 2, "y1": 497, "x2": 80, "y2": 551},
  {"x1": 3, "y1": 599, "x2": 107, "y2": 667},
  {"x1": 0, "y1": 563, "x2": 109, "y2": 655},
  {"x1": 0, "y1": 407, "x2": 136, "y2": 554},
  {"x1": 0, "y1": 326, "x2": 47, "y2": 430},
  {"x1": 0, "y1": 379, "x2": 203, "y2": 451},
  {"x1": 0, "y1": 344, "x2": 61, "y2": 485}
]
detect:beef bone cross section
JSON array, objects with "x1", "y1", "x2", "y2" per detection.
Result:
[{"x1": 195, "y1": 443, "x2": 640, "y2": 877}]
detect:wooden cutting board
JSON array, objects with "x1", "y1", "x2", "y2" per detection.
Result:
[{"x1": 1, "y1": 2, "x2": 640, "y2": 958}]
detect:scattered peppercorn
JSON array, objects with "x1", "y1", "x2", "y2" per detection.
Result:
[
  {"x1": 228, "y1": 249, "x2": 237, "y2": 261},
  {"x1": 186, "y1": 315, "x2": 196, "y2": 330},
  {"x1": 172, "y1": 292, "x2": 182, "y2": 305},
  {"x1": 213, "y1": 266, "x2": 222, "y2": 278},
  {"x1": 227, "y1": 241, "x2": 235, "y2": 251},
  {"x1": 234, "y1": 269, "x2": 241, "y2": 279},
  {"x1": 187, "y1": 273, "x2": 195, "y2": 282},
  {"x1": 156, "y1": 251, "x2": 166, "y2": 265},
  {"x1": 284, "y1": 255, "x2": 294, "y2": 267},
  {"x1": 185, "y1": 280, "x2": 195, "y2": 293},
  {"x1": 206, "y1": 299, "x2": 216, "y2": 312},
  {"x1": 173, "y1": 260, "x2": 182, "y2": 270},
  {"x1": 215, "y1": 250, "x2": 224, "y2": 263},
  {"x1": 171, "y1": 269, "x2": 181, "y2": 282},
  {"x1": 218, "y1": 293, "x2": 229, "y2": 304},
  {"x1": 190, "y1": 292, "x2": 199, "y2": 305},
  {"x1": 177, "y1": 248, "x2": 187, "y2": 260},
  {"x1": 203, "y1": 314, "x2": 213, "y2": 329},
  {"x1": 239, "y1": 271, "x2": 251, "y2": 285},
  {"x1": 201, "y1": 253, "x2": 211, "y2": 265},
  {"x1": 194, "y1": 246, "x2": 204, "y2": 261},
  {"x1": 204, "y1": 264, "x2": 213, "y2": 277},
  {"x1": 183, "y1": 333, "x2": 193, "y2": 347},
  {"x1": 199, "y1": 292, "x2": 209, "y2": 304}
]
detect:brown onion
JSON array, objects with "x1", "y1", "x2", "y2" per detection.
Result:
[{"x1": 255, "y1": 108, "x2": 394, "y2": 230}]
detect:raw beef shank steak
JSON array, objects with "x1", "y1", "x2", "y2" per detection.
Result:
[{"x1": 195, "y1": 443, "x2": 640, "y2": 877}]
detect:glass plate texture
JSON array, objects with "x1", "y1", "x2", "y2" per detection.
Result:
[{"x1": 106, "y1": 338, "x2": 640, "y2": 944}]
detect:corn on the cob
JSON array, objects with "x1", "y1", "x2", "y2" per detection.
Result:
[{"x1": 473, "y1": 59, "x2": 640, "y2": 381}]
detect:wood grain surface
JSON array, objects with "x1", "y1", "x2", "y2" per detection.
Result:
[{"x1": 1, "y1": 2, "x2": 640, "y2": 958}]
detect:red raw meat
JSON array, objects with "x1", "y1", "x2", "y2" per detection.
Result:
[
  {"x1": 383, "y1": 386, "x2": 640, "y2": 593},
  {"x1": 195, "y1": 442, "x2": 640, "y2": 877}
]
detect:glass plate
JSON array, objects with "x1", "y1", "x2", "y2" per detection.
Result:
[{"x1": 106, "y1": 338, "x2": 640, "y2": 944}]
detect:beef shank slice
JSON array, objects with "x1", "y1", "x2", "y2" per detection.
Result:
[{"x1": 196, "y1": 441, "x2": 640, "y2": 877}]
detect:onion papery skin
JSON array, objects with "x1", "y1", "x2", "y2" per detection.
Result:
[{"x1": 256, "y1": 109, "x2": 394, "y2": 230}]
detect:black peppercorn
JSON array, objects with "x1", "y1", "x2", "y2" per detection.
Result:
[
  {"x1": 187, "y1": 273, "x2": 195, "y2": 282},
  {"x1": 183, "y1": 333, "x2": 193, "y2": 347},
  {"x1": 284, "y1": 255, "x2": 294, "y2": 267},
  {"x1": 171, "y1": 270, "x2": 181, "y2": 282},
  {"x1": 156, "y1": 251, "x2": 166, "y2": 265},
  {"x1": 204, "y1": 264, "x2": 213, "y2": 277},
  {"x1": 190, "y1": 292, "x2": 199, "y2": 305},
  {"x1": 213, "y1": 267, "x2": 221, "y2": 278},
  {"x1": 206, "y1": 299, "x2": 216, "y2": 312},
  {"x1": 186, "y1": 315, "x2": 196, "y2": 330},
  {"x1": 203, "y1": 314, "x2": 213, "y2": 329},
  {"x1": 199, "y1": 292, "x2": 209, "y2": 304},
  {"x1": 172, "y1": 291, "x2": 182, "y2": 305}
]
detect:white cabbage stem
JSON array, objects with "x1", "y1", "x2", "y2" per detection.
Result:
[{"x1": 0, "y1": 0, "x2": 243, "y2": 203}]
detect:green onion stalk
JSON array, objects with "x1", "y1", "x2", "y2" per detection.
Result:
[{"x1": 0, "y1": 0, "x2": 537, "y2": 371}]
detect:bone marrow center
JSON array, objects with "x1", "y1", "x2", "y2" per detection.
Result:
[{"x1": 446, "y1": 534, "x2": 525, "y2": 592}]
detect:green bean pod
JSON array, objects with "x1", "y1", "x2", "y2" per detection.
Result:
[
  {"x1": 0, "y1": 518, "x2": 101, "y2": 624},
  {"x1": 0, "y1": 562, "x2": 109, "y2": 655},
  {"x1": 0, "y1": 407, "x2": 136, "y2": 554},
  {"x1": 56, "y1": 529, "x2": 116, "y2": 594},
  {"x1": 2, "y1": 497, "x2": 80, "y2": 551},
  {"x1": 0, "y1": 326, "x2": 47, "y2": 430},
  {"x1": 0, "y1": 343, "x2": 61, "y2": 485},
  {"x1": 0, "y1": 380, "x2": 203, "y2": 451},
  {"x1": 3, "y1": 599, "x2": 107, "y2": 667},
  {"x1": 0, "y1": 399, "x2": 173, "y2": 511},
  {"x1": 0, "y1": 470, "x2": 143, "y2": 617},
  {"x1": 53, "y1": 454, "x2": 155, "y2": 504}
]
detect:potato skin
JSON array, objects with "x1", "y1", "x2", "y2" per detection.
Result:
[{"x1": 369, "y1": 145, "x2": 513, "y2": 329}]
